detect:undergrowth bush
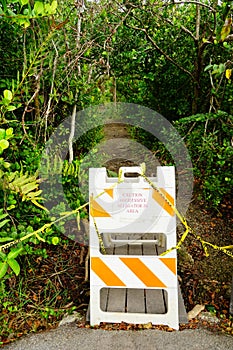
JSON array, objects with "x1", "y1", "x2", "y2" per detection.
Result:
[
  {"x1": 130, "y1": 111, "x2": 233, "y2": 208},
  {"x1": 0, "y1": 120, "x2": 103, "y2": 283},
  {"x1": 175, "y1": 111, "x2": 233, "y2": 207}
]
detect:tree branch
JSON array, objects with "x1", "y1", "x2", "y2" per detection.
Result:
[
  {"x1": 224, "y1": 34, "x2": 233, "y2": 42},
  {"x1": 44, "y1": 40, "x2": 58, "y2": 143},
  {"x1": 196, "y1": 4, "x2": 200, "y2": 41},
  {"x1": 172, "y1": 1, "x2": 215, "y2": 12},
  {"x1": 68, "y1": 105, "x2": 76, "y2": 164}
]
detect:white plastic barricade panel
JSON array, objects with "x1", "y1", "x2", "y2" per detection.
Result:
[{"x1": 89, "y1": 166, "x2": 179, "y2": 329}]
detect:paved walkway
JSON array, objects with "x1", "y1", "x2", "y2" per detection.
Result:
[{"x1": 3, "y1": 323, "x2": 233, "y2": 350}]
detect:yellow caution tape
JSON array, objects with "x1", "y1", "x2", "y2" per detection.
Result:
[
  {"x1": 1, "y1": 167, "x2": 232, "y2": 259},
  {"x1": 140, "y1": 170, "x2": 233, "y2": 258},
  {"x1": 0, "y1": 225, "x2": 47, "y2": 251},
  {"x1": 92, "y1": 214, "x2": 106, "y2": 255},
  {"x1": 0, "y1": 170, "x2": 124, "y2": 252}
]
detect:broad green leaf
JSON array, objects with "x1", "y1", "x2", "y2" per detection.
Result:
[
  {"x1": 7, "y1": 205, "x2": 16, "y2": 211},
  {"x1": 0, "y1": 139, "x2": 9, "y2": 151},
  {"x1": 0, "y1": 212, "x2": 8, "y2": 219},
  {"x1": 0, "y1": 251, "x2": 6, "y2": 260},
  {"x1": 5, "y1": 127, "x2": 13, "y2": 137},
  {"x1": 219, "y1": 63, "x2": 225, "y2": 74},
  {"x1": 0, "y1": 219, "x2": 10, "y2": 229},
  {"x1": 18, "y1": 18, "x2": 31, "y2": 28},
  {"x1": 3, "y1": 90, "x2": 13, "y2": 101},
  {"x1": 7, "y1": 247, "x2": 23, "y2": 260},
  {"x1": 204, "y1": 64, "x2": 213, "y2": 72},
  {"x1": 0, "y1": 237, "x2": 14, "y2": 243},
  {"x1": 44, "y1": 3, "x2": 50, "y2": 13},
  {"x1": 0, "y1": 262, "x2": 8, "y2": 279},
  {"x1": 3, "y1": 162, "x2": 11, "y2": 168},
  {"x1": 52, "y1": 237, "x2": 59, "y2": 245},
  {"x1": 6, "y1": 105, "x2": 17, "y2": 111},
  {"x1": 50, "y1": 0, "x2": 57, "y2": 13},
  {"x1": 20, "y1": 0, "x2": 29, "y2": 5},
  {"x1": 7, "y1": 9, "x2": 16, "y2": 17},
  {"x1": 8, "y1": 258, "x2": 20, "y2": 276},
  {"x1": 0, "y1": 129, "x2": 6, "y2": 139},
  {"x1": 34, "y1": 1, "x2": 44, "y2": 15}
]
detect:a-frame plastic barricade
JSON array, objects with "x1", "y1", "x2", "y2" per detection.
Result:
[{"x1": 89, "y1": 166, "x2": 179, "y2": 329}]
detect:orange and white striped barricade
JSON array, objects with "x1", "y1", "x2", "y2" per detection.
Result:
[{"x1": 89, "y1": 166, "x2": 179, "y2": 329}]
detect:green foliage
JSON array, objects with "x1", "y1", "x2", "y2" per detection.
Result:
[
  {"x1": 0, "y1": 209, "x2": 10, "y2": 230},
  {"x1": 0, "y1": 126, "x2": 13, "y2": 158},
  {"x1": 6, "y1": 171, "x2": 46, "y2": 210},
  {"x1": 130, "y1": 111, "x2": 233, "y2": 208},
  {"x1": 0, "y1": 247, "x2": 23, "y2": 278},
  {"x1": 175, "y1": 111, "x2": 233, "y2": 207},
  {"x1": 0, "y1": 127, "x2": 55, "y2": 281},
  {"x1": 0, "y1": 127, "x2": 47, "y2": 210},
  {"x1": 0, "y1": 0, "x2": 58, "y2": 28}
]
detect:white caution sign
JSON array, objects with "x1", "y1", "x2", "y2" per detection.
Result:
[
  {"x1": 89, "y1": 166, "x2": 179, "y2": 329},
  {"x1": 89, "y1": 166, "x2": 176, "y2": 235}
]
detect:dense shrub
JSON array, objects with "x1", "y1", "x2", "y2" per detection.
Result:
[
  {"x1": 175, "y1": 111, "x2": 233, "y2": 207},
  {"x1": 129, "y1": 111, "x2": 233, "y2": 208}
]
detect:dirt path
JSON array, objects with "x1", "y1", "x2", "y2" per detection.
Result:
[{"x1": 98, "y1": 122, "x2": 160, "y2": 174}]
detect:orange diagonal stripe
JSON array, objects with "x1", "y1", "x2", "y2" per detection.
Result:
[
  {"x1": 91, "y1": 257, "x2": 125, "y2": 286},
  {"x1": 120, "y1": 258, "x2": 166, "y2": 288},
  {"x1": 160, "y1": 258, "x2": 177, "y2": 275},
  {"x1": 104, "y1": 188, "x2": 114, "y2": 198},
  {"x1": 90, "y1": 196, "x2": 111, "y2": 217},
  {"x1": 152, "y1": 188, "x2": 175, "y2": 216}
]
